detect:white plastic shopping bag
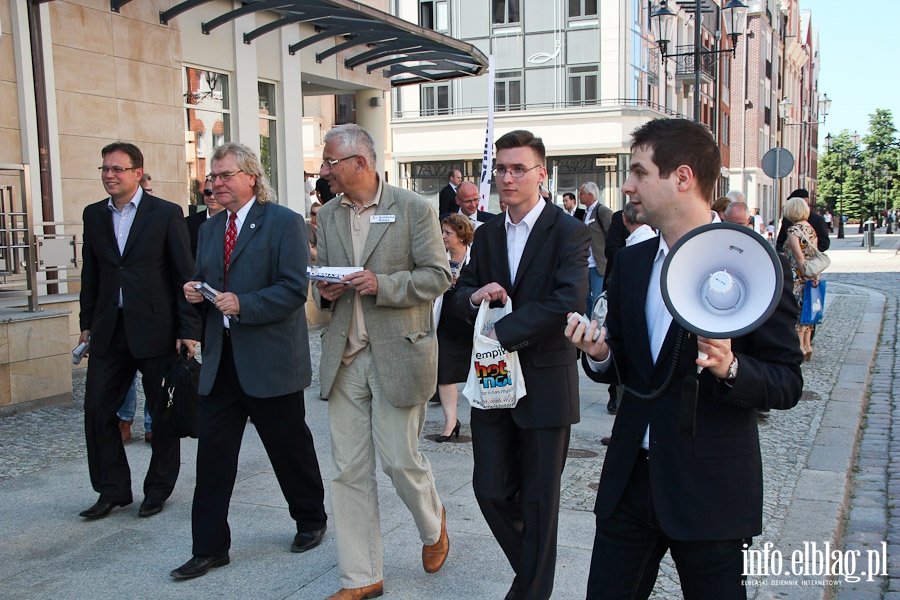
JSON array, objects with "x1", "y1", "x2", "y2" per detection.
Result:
[{"x1": 462, "y1": 299, "x2": 527, "y2": 410}]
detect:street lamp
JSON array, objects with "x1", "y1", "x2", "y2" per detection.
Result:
[
  {"x1": 779, "y1": 94, "x2": 831, "y2": 188},
  {"x1": 651, "y1": 0, "x2": 748, "y2": 123},
  {"x1": 825, "y1": 131, "x2": 860, "y2": 239}
]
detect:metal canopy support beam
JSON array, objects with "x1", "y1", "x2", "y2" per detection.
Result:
[
  {"x1": 244, "y1": 15, "x2": 306, "y2": 44},
  {"x1": 110, "y1": 0, "x2": 135, "y2": 12},
  {"x1": 159, "y1": 0, "x2": 214, "y2": 25},
  {"x1": 202, "y1": 1, "x2": 296, "y2": 34},
  {"x1": 315, "y1": 33, "x2": 398, "y2": 64}
]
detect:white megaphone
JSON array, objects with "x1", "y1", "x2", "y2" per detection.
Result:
[{"x1": 661, "y1": 223, "x2": 783, "y2": 364}]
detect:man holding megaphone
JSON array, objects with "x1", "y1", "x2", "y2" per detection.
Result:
[{"x1": 566, "y1": 118, "x2": 803, "y2": 599}]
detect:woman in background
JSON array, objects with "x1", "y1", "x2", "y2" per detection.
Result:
[
  {"x1": 783, "y1": 196, "x2": 820, "y2": 361},
  {"x1": 434, "y1": 214, "x2": 474, "y2": 442}
]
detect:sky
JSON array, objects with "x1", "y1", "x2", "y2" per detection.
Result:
[{"x1": 807, "y1": 0, "x2": 899, "y2": 142}]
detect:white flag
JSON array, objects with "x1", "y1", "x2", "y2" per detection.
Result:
[{"x1": 478, "y1": 55, "x2": 495, "y2": 212}]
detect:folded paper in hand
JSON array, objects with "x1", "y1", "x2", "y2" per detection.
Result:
[{"x1": 307, "y1": 266, "x2": 363, "y2": 282}]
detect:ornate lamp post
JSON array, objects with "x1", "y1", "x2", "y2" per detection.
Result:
[{"x1": 651, "y1": 0, "x2": 748, "y2": 123}]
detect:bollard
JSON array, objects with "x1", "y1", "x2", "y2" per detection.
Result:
[{"x1": 864, "y1": 221, "x2": 876, "y2": 251}]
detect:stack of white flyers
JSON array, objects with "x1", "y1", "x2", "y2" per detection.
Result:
[{"x1": 307, "y1": 266, "x2": 363, "y2": 283}]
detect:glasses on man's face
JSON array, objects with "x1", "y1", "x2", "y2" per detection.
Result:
[
  {"x1": 206, "y1": 171, "x2": 242, "y2": 183},
  {"x1": 310, "y1": 211, "x2": 318, "y2": 217},
  {"x1": 492, "y1": 165, "x2": 541, "y2": 179},
  {"x1": 99, "y1": 166, "x2": 136, "y2": 175},
  {"x1": 321, "y1": 155, "x2": 359, "y2": 170},
  {"x1": 457, "y1": 198, "x2": 479, "y2": 205},
  {"x1": 203, "y1": 189, "x2": 214, "y2": 197}
]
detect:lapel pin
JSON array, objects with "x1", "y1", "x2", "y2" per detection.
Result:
[{"x1": 250, "y1": 223, "x2": 256, "y2": 229}]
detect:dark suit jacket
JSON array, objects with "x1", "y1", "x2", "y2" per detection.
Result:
[
  {"x1": 585, "y1": 236, "x2": 803, "y2": 540},
  {"x1": 438, "y1": 183, "x2": 458, "y2": 215},
  {"x1": 453, "y1": 202, "x2": 590, "y2": 429},
  {"x1": 185, "y1": 210, "x2": 208, "y2": 258},
  {"x1": 602, "y1": 209, "x2": 628, "y2": 287},
  {"x1": 193, "y1": 201, "x2": 312, "y2": 398},
  {"x1": 439, "y1": 210, "x2": 495, "y2": 225},
  {"x1": 572, "y1": 207, "x2": 586, "y2": 221},
  {"x1": 79, "y1": 194, "x2": 200, "y2": 358}
]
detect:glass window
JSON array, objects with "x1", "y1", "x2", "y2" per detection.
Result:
[
  {"x1": 258, "y1": 82, "x2": 278, "y2": 197},
  {"x1": 421, "y1": 83, "x2": 451, "y2": 116},
  {"x1": 184, "y1": 67, "x2": 230, "y2": 207},
  {"x1": 493, "y1": 0, "x2": 520, "y2": 25},
  {"x1": 568, "y1": 66, "x2": 599, "y2": 106},
  {"x1": 495, "y1": 71, "x2": 523, "y2": 112},
  {"x1": 335, "y1": 94, "x2": 357, "y2": 125},
  {"x1": 569, "y1": 0, "x2": 597, "y2": 18}
]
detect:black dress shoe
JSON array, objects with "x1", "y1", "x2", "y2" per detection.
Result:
[
  {"x1": 607, "y1": 400, "x2": 618, "y2": 415},
  {"x1": 138, "y1": 497, "x2": 165, "y2": 517},
  {"x1": 291, "y1": 525, "x2": 326, "y2": 553},
  {"x1": 79, "y1": 498, "x2": 132, "y2": 520},
  {"x1": 170, "y1": 554, "x2": 230, "y2": 580}
]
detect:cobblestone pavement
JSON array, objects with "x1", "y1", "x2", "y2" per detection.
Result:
[{"x1": 0, "y1": 231, "x2": 898, "y2": 599}]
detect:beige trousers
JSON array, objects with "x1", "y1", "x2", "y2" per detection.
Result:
[{"x1": 328, "y1": 345, "x2": 443, "y2": 588}]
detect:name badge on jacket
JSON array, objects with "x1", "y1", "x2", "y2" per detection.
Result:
[{"x1": 371, "y1": 215, "x2": 396, "y2": 223}]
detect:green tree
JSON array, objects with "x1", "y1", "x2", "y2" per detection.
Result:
[
  {"x1": 859, "y1": 109, "x2": 898, "y2": 218},
  {"x1": 818, "y1": 130, "x2": 862, "y2": 221}
]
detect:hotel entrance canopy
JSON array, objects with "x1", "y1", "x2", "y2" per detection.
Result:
[{"x1": 104, "y1": 0, "x2": 488, "y2": 86}]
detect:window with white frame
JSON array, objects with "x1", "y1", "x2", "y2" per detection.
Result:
[
  {"x1": 421, "y1": 83, "x2": 450, "y2": 116},
  {"x1": 495, "y1": 71, "x2": 523, "y2": 112},
  {"x1": 258, "y1": 82, "x2": 278, "y2": 196},
  {"x1": 568, "y1": 66, "x2": 599, "y2": 106},
  {"x1": 184, "y1": 67, "x2": 230, "y2": 206},
  {"x1": 420, "y1": 0, "x2": 448, "y2": 33},
  {"x1": 493, "y1": 0, "x2": 520, "y2": 25},
  {"x1": 568, "y1": 0, "x2": 597, "y2": 18}
]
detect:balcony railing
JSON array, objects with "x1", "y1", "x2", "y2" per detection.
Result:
[{"x1": 393, "y1": 97, "x2": 687, "y2": 120}]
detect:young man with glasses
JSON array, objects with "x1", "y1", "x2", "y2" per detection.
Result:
[
  {"x1": 451, "y1": 130, "x2": 591, "y2": 599},
  {"x1": 186, "y1": 181, "x2": 225, "y2": 258},
  {"x1": 78, "y1": 142, "x2": 200, "y2": 521}
]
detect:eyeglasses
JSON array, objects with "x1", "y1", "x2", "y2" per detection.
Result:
[
  {"x1": 203, "y1": 189, "x2": 214, "y2": 197},
  {"x1": 457, "y1": 197, "x2": 479, "y2": 204},
  {"x1": 310, "y1": 211, "x2": 318, "y2": 217},
  {"x1": 492, "y1": 165, "x2": 541, "y2": 179},
  {"x1": 99, "y1": 166, "x2": 136, "y2": 174},
  {"x1": 321, "y1": 155, "x2": 359, "y2": 169},
  {"x1": 206, "y1": 171, "x2": 242, "y2": 183}
]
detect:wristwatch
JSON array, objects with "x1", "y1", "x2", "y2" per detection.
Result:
[{"x1": 725, "y1": 355, "x2": 739, "y2": 382}]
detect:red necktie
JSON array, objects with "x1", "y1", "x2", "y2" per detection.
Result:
[{"x1": 224, "y1": 213, "x2": 237, "y2": 288}]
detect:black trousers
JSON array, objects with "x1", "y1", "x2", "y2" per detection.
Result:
[
  {"x1": 586, "y1": 454, "x2": 748, "y2": 600},
  {"x1": 83, "y1": 310, "x2": 179, "y2": 503},
  {"x1": 191, "y1": 334, "x2": 327, "y2": 556},
  {"x1": 471, "y1": 409, "x2": 570, "y2": 600}
]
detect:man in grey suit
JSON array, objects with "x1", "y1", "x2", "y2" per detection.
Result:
[
  {"x1": 315, "y1": 124, "x2": 452, "y2": 600},
  {"x1": 172, "y1": 143, "x2": 327, "y2": 580}
]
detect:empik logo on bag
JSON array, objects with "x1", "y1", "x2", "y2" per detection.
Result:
[{"x1": 474, "y1": 348, "x2": 512, "y2": 389}]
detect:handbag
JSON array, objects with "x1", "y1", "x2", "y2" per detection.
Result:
[
  {"x1": 799, "y1": 229, "x2": 831, "y2": 278},
  {"x1": 152, "y1": 346, "x2": 201, "y2": 438},
  {"x1": 461, "y1": 299, "x2": 527, "y2": 410},
  {"x1": 799, "y1": 280, "x2": 826, "y2": 325}
]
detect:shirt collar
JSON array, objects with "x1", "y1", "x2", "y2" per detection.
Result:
[
  {"x1": 107, "y1": 186, "x2": 143, "y2": 212},
  {"x1": 227, "y1": 196, "x2": 256, "y2": 224},
  {"x1": 504, "y1": 196, "x2": 544, "y2": 231}
]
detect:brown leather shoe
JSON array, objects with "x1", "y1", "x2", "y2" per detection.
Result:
[
  {"x1": 325, "y1": 581, "x2": 384, "y2": 599},
  {"x1": 422, "y1": 506, "x2": 449, "y2": 573},
  {"x1": 119, "y1": 420, "x2": 132, "y2": 442}
]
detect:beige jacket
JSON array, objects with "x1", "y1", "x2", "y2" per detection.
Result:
[{"x1": 315, "y1": 183, "x2": 451, "y2": 406}]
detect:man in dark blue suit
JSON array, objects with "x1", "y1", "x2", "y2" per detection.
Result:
[
  {"x1": 172, "y1": 142, "x2": 326, "y2": 579},
  {"x1": 79, "y1": 142, "x2": 200, "y2": 520},
  {"x1": 566, "y1": 119, "x2": 803, "y2": 599},
  {"x1": 453, "y1": 130, "x2": 590, "y2": 599},
  {"x1": 443, "y1": 181, "x2": 494, "y2": 230}
]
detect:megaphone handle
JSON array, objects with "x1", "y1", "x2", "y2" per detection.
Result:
[{"x1": 696, "y1": 350, "x2": 708, "y2": 375}]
